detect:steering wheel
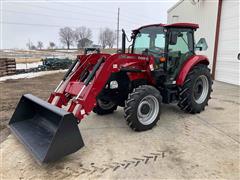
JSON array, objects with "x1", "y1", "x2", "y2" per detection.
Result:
[
  {"x1": 147, "y1": 48, "x2": 166, "y2": 56},
  {"x1": 153, "y1": 47, "x2": 164, "y2": 52}
]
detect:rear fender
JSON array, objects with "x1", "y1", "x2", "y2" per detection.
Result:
[{"x1": 176, "y1": 55, "x2": 209, "y2": 86}]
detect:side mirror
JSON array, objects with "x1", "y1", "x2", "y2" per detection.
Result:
[
  {"x1": 195, "y1": 38, "x2": 208, "y2": 51},
  {"x1": 121, "y1": 29, "x2": 126, "y2": 53},
  {"x1": 169, "y1": 32, "x2": 178, "y2": 45}
]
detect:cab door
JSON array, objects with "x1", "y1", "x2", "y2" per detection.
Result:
[{"x1": 167, "y1": 28, "x2": 195, "y2": 79}]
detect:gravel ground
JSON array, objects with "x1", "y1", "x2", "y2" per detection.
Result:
[{"x1": 0, "y1": 73, "x2": 239, "y2": 179}]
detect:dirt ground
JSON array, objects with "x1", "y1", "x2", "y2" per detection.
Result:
[
  {"x1": 0, "y1": 73, "x2": 239, "y2": 179},
  {"x1": 0, "y1": 73, "x2": 63, "y2": 143}
]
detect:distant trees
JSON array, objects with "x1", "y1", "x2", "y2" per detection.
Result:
[
  {"x1": 99, "y1": 28, "x2": 116, "y2": 49},
  {"x1": 58, "y1": 26, "x2": 93, "y2": 49},
  {"x1": 26, "y1": 41, "x2": 35, "y2": 50},
  {"x1": 57, "y1": 26, "x2": 116, "y2": 49},
  {"x1": 77, "y1": 38, "x2": 93, "y2": 49},
  {"x1": 37, "y1": 41, "x2": 43, "y2": 50},
  {"x1": 59, "y1": 27, "x2": 75, "y2": 49},
  {"x1": 26, "y1": 41, "x2": 37, "y2": 50},
  {"x1": 30, "y1": 45, "x2": 37, "y2": 50},
  {"x1": 75, "y1": 26, "x2": 92, "y2": 48},
  {"x1": 99, "y1": 29, "x2": 107, "y2": 49},
  {"x1": 49, "y1": 42, "x2": 56, "y2": 49},
  {"x1": 26, "y1": 41, "x2": 31, "y2": 50},
  {"x1": 26, "y1": 41, "x2": 57, "y2": 50},
  {"x1": 105, "y1": 29, "x2": 116, "y2": 48}
]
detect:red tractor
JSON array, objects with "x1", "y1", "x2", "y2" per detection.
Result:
[{"x1": 9, "y1": 23, "x2": 212, "y2": 164}]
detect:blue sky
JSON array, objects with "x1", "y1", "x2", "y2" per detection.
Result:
[{"x1": 1, "y1": 0, "x2": 178, "y2": 49}]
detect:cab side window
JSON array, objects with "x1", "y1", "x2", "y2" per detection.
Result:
[
  {"x1": 169, "y1": 30, "x2": 193, "y2": 54},
  {"x1": 134, "y1": 34, "x2": 150, "y2": 54},
  {"x1": 155, "y1": 34, "x2": 165, "y2": 49},
  {"x1": 167, "y1": 29, "x2": 194, "y2": 78}
]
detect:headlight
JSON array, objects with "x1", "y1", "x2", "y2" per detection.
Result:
[{"x1": 110, "y1": 81, "x2": 118, "y2": 89}]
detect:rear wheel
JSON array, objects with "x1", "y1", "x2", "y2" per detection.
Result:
[
  {"x1": 178, "y1": 64, "x2": 212, "y2": 113},
  {"x1": 124, "y1": 85, "x2": 162, "y2": 131},
  {"x1": 93, "y1": 99, "x2": 117, "y2": 115}
]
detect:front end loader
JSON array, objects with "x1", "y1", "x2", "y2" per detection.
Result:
[{"x1": 9, "y1": 23, "x2": 212, "y2": 164}]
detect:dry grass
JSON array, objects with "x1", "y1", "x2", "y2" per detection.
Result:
[
  {"x1": 4, "y1": 49, "x2": 117, "y2": 64},
  {"x1": 15, "y1": 58, "x2": 42, "y2": 63}
]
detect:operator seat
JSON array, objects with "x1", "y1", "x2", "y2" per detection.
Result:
[{"x1": 170, "y1": 51, "x2": 194, "y2": 79}]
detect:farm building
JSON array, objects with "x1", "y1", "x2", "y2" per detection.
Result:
[{"x1": 168, "y1": 0, "x2": 239, "y2": 85}]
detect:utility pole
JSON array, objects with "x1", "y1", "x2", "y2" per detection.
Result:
[{"x1": 117, "y1": 7, "x2": 120, "y2": 50}]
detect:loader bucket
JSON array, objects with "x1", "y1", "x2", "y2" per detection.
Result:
[{"x1": 9, "y1": 94, "x2": 84, "y2": 164}]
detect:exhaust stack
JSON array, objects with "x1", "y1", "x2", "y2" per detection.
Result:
[{"x1": 122, "y1": 29, "x2": 126, "y2": 53}]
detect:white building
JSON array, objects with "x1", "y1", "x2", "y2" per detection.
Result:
[{"x1": 168, "y1": 0, "x2": 239, "y2": 85}]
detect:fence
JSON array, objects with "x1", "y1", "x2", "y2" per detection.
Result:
[{"x1": 0, "y1": 58, "x2": 16, "y2": 77}]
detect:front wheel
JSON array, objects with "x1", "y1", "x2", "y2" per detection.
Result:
[
  {"x1": 124, "y1": 85, "x2": 162, "y2": 131},
  {"x1": 93, "y1": 99, "x2": 117, "y2": 115},
  {"x1": 178, "y1": 64, "x2": 213, "y2": 113}
]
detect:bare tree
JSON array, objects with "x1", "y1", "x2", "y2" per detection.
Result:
[
  {"x1": 37, "y1": 41, "x2": 43, "y2": 50},
  {"x1": 31, "y1": 45, "x2": 37, "y2": 50},
  {"x1": 99, "y1": 28, "x2": 116, "y2": 49},
  {"x1": 26, "y1": 41, "x2": 37, "y2": 50},
  {"x1": 75, "y1": 26, "x2": 92, "y2": 48},
  {"x1": 77, "y1": 38, "x2": 93, "y2": 49},
  {"x1": 99, "y1": 29, "x2": 107, "y2": 49},
  {"x1": 26, "y1": 40, "x2": 33, "y2": 50},
  {"x1": 59, "y1": 27, "x2": 74, "y2": 49},
  {"x1": 106, "y1": 29, "x2": 116, "y2": 48},
  {"x1": 49, "y1": 42, "x2": 56, "y2": 49}
]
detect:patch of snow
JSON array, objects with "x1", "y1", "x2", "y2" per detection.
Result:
[
  {"x1": 16, "y1": 62, "x2": 43, "y2": 70},
  {"x1": 0, "y1": 70, "x2": 67, "y2": 82}
]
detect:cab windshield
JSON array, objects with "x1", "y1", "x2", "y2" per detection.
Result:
[{"x1": 133, "y1": 26, "x2": 165, "y2": 54}]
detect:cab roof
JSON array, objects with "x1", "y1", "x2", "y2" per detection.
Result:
[{"x1": 133, "y1": 23, "x2": 199, "y2": 32}]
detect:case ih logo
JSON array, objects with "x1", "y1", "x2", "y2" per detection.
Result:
[
  {"x1": 138, "y1": 56, "x2": 148, "y2": 60},
  {"x1": 120, "y1": 55, "x2": 135, "y2": 59},
  {"x1": 120, "y1": 55, "x2": 148, "y2": 61}
]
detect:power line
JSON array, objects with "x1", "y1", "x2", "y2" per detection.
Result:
[
  {"x1": 4, "y1": 9, "x2": 117, "y2": 24},
  {"x1": 54, "y1": 2, "x2": 160, "y2": 23},
  {"x1": 3, "y1": 9, "x2": 139, "y2": 29},
  {"x1": 10, "y1": 4, "x2": 117, "y2": 20},
  {"x1": 6, "y1": 3, "x2": 152, "y2": 26},
  {"x1": 1, "y1": 21, "x2": 96, "y2": 29},
  {"x1": 0, "y1": 21, "x2": 134, "y2": 31},
  {"x1": 15, "y1": 4, "x2": 139, "y2": 26},
  {"x1": 54, "y1": 2, "x2": 117, "y2": 15}
]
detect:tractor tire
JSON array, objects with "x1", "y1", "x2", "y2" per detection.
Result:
[
  {"x1": 124, "y1": 85, "x2": 162, "y2": 131},
  {"x1": 178, "y1": 64, "x2": 213, "y2": 113},
  {"x1": 93, "y1": 99, "x2": 117, "y2": 115}
]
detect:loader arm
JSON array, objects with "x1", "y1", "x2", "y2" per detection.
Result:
[
  {"x1": 49, "y1": 53, "x2": 151, "y2": 122},
  {"x1": 48, "y1": 53, "x2": 111, "y2": 107}
]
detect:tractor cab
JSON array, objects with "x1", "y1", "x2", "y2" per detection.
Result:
[{"x1": 130, "y1": 23, "x2": 207, "y2": 81}]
